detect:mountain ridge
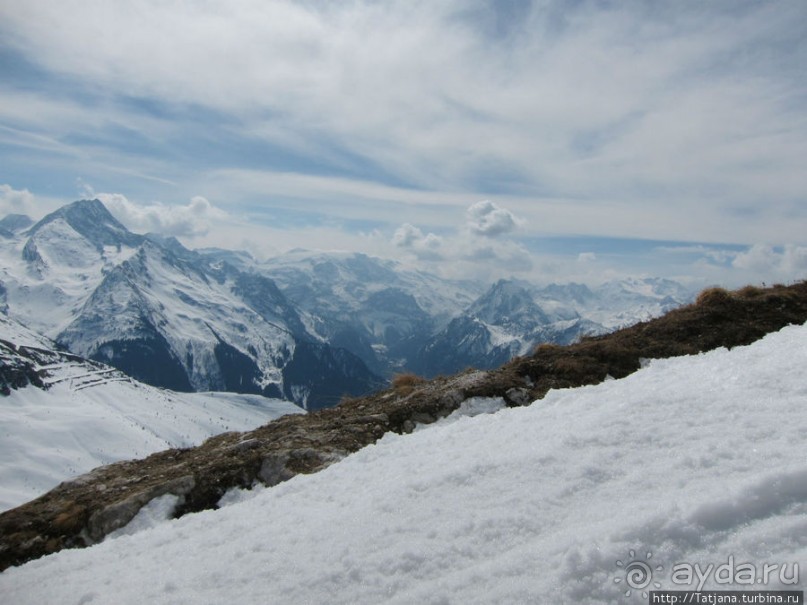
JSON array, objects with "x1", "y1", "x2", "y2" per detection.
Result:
[
  {"x1": 1, "y1": 201, "x2": 697, "y2": 397},
  {"x1": 0, "y1": 202, "x2": 383, "y2": 409}
]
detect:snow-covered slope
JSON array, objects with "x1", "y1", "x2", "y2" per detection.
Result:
[
  {"x1": 2, "y1": 321, "x2": 803, "y2": 603},
  {"x1": 0, "y1": 315, "x2": 304, "y2": 512}
]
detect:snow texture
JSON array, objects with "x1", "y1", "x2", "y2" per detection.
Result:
[{"x1": 1, "y1": 324, "x2": 806, "y2": 604}]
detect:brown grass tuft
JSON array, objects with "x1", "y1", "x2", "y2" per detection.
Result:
[
  {"x1": 695, "y1": 286, "x2": 732, "y2": 306},
  {"x1": 736, "y1": 285, "x2": 765, "y2": 298},
  {"x1": 391, "y1": 372, "x2": 427, "y2": 395}
]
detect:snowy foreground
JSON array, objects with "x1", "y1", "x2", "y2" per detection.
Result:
[{"x1": 3, "y1": 324, "x2": 806, "y2": 604}]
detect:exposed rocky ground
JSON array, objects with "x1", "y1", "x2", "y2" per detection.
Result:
[{"x1": 1, "y1": 282, "x2": 806, "y2": 572}]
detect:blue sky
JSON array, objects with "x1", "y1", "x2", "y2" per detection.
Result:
[{"x1": 1, "y1": 0, "x2": 806, "y2": 286}]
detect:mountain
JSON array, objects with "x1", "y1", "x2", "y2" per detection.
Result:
[
  {"x1": 0, "y1": 214, "x2": 33, "y2": 238},
  {"x1": 0, "y1": 314, "x2": 304, "y2": 512},
  {"x1": 258, "y1": 250, "x2": 483, "y2": 375},
  {"x1": 0, "y1": 200, "x2": 694, "y2": 404},
  {"x1": 413, "y1": 277, "x2": 691, "y2": 377},
  {"x1": 257, "y1": 252, "x2": 695, "y2": 378},
  {"x1": 0, "y1": 201, "x2": 382, "y2": 409},
  {"x1": 1, "y1": 282, "x2": 805, "y2": 599}
]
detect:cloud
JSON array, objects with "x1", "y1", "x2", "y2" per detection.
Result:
[
  {"x1": 0, "y1": 184, "x2": 36, "y2": 217},
  {"x1": 732, "y1": 244, "x2": 807, "y2": 278},
  {"x1": 98, "y1": 193, "x2": 229, "y2": 238},
  {"x1": 390, "y1": 200, "x2": 532, "y2": 278},
  {"x1": 4, "y1": 0, "x2": 805, "y2": 211},
  {"x1": 465, "y1": 200, "x2": 523, "y2": 237},
  {"x1": 577, "y1": 252, "x2": 597, "y2": 263},
  {"x1": 392, "y1": 223, "x2": 443, "y2": 260}
]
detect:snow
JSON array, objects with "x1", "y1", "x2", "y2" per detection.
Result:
[
  {"x1": 0, "y1": 217, "x2": 140, "y2": 337},
  {"x1": 0, "y1": 314, "x2": 305, "y2": 511},
  {"x1": 2, "y1": 324, "x2": 806, "y2": 603},
  {"x1": 0, "y1": 377, "x2": 304, "y2": 512}
]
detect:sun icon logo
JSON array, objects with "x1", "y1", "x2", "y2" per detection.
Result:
[{"x1": 614, "y1": 549, "x2": 664, "y2": 598}]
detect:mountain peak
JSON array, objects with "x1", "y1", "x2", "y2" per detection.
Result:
[
  {"x1": 28, "y1": 199, "x2": 142, "y2": 251},
  {"x1": 0, "y1": 213, "x2": 33, "y2": 236}
]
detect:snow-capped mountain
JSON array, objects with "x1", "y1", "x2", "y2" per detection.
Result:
[
  {"x1": 257, "y1": 250, "x2": 484, "y2": 375},
  {"x1": 0, "y1": 214, "x2": 33, "y2": 238},
  {"x1": 258, "y1": 252, "x2": 694, "y2": 379},
  {"x1": 0, "y1": 314, "x2": 304, "y2": 511},
  {"x1": 413, "y1": 277, "x2": 693, "y2": 376},
  {"x1": 0, "y1": 199, "x2": 695, "y2": 403},
  {"x1": 0, "y1": 200, "x2": 382, "y2": 409}
]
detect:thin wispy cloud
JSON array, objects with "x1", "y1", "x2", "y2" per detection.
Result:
[{"x1": 0, "y1": 0, "x2": 805, "y2": 285}]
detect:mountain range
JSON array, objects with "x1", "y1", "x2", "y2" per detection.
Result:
[
  {"x1": 0, "y1": 200, "x2": 382, "y2": 410},
  {"x1": 0, "y1": 199, "x2": 695, "y2": 407}
]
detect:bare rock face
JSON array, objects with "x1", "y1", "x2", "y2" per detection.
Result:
[{"x1": 2, "y1": 282, "x2": 807, "y2": 572}]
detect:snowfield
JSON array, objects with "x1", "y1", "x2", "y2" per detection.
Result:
[
  {"x1": 2, "y1": 323, "x2": 806, "y2": 603},
  {"x1": 0, "y1": 384, "x2": 304, "y2": 512},
  {"x1": 0, "y1": 316, "x2": 305, "y2": 512}
]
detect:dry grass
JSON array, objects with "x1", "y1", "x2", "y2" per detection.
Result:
[
  {"x1": 338, "y1": 394, "x2": 361, "y2": 406},
  {"x1": 533, "y1": 342, "x2": 561, "y2": 354},
  {"x1": 391, "y1": 372, "x2": 427, "y2": 395},
  {"x1": 483, "y1": 281, "x2": 807, "y2": 402},
  {"x1": 736, "y1": 285, "x2": 765, "y2": 298},
  {"x1": 695, "y1": 286, "x2": 732, "y2": 306}
]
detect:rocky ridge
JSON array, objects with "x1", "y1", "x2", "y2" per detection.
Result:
[{"x1": 1, "y1": 281, "x2": 806, "y2": 571}]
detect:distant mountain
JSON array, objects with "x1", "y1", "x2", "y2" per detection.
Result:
[
  {"x1": 0, "y1": 314, "x2": 304, "y2": 511},
  {"x1": 258, "y1": 250, "x2": 483, "y2": 375},
  {"x1": 0, "y1": 199, "x2": 695, "y2": 403},
  {"x1": 0, "y1": 214, "x2": 33, "y2": 238},
  {"x1": 256, "y1": 253, "x2": 694, "y2": 379},
  {"x1": 0, "y1": 200, "x2": 382, "y2": 410},
  {"x1": 412, "y1": 277, "x2": 693, "y2": 377}
]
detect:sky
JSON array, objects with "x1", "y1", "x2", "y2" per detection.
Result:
[{"x1": 0, "y1": 0, "x2": 806, "y2": 286}]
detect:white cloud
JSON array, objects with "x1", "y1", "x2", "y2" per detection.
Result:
[
  {"x1": 99, "y1": 193, "x2": 229, "y2": 238},
  {"x1": 732, "y1": 244, "x2": 779, "y2": 273},
  {"x1": 732, "y1": 244, "x2": 807, "y2": 278},
  {"x1": 389, "y1": 200, "x2": 532, "y2": 278},
  {"x1": 0, "y1": 184, "x2": 36, "y2": 217},
  {"x1": 577, "y1": 252, "x2": 597, "y2": 263},
  {"x1": 782, "y1": 245, "x2": 807, "y2": 275},
  {"x1": 465, "y1": 200, "x2": 523, "y2": 237},
  {"x1": 391, "y1": 223, "x2": 443, "y2": 260},
  {"x1": 3, "y1": 0, "x2": 805, "y2": 213}
]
